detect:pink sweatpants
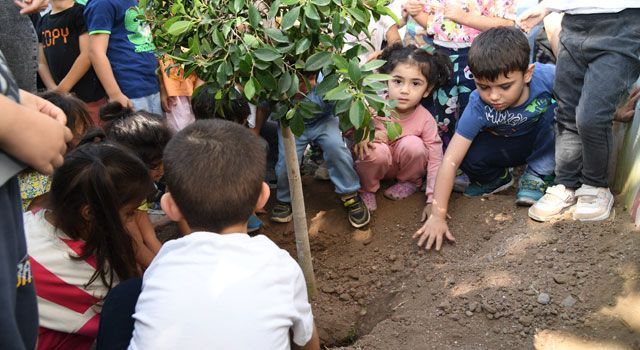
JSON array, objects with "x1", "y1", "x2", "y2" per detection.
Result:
[
  {"x1": 355, "y1": 135, "x2": 428, "y2": 193},
  {"x1": 165, "y1": 96, "x2": 195, "y2": 133}
]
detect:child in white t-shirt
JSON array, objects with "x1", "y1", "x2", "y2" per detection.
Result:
[{"x1": 127, "y1": 120, "x2": 319, "y2": 350}]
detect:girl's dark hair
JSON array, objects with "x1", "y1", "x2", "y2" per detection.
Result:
[
  {"x1": 48, "y1": 142, "x2": 155, "y2": 288},
  {"x1": 379, "y1": 43, "x2": 453, "y2": 93},
  {"x1": 39, "y1": 91, "x2": 94, "y2": 146},
  {"x1": 100, "y1": 102, "x2": 172, "y2": 168}
]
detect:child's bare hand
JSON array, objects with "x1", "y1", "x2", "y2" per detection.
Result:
[
  {"x1": 413, "y1": 214, "x2": 455, "y2": 251},
  {"x1": 405, "y1": 0, "x2": 424, "y2": 17},
  {"x1": 109, "y1": 92, "x2": 134, "y2": 109},
  {"x1": 442, "y1": 3, "x2": 466, "y2": 22},
  {"x1": 420, "y1": 203, "x2": 432, "y2": 221},
  {"x1": 14, "y1": 0, "x2": 49, "y2": 14},
  {"x1": 516, "y1": 5, "x2": 549, "y2": 33},
  {"x1": 19, "y1": 89, "x2": 67, "y2": 125},
  {"x1": 354, "y1": 140, "x2": 375, "y2": 160},
  {"x1": 614, "y1": 86, "x2": 640, "y2": 123}
]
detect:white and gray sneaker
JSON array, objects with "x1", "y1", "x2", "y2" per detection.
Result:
[
  {"x1": 573, "y1": 185, "x2": 614, "y2": 221},
  {"x1": 528, "y1": 184, "x2": 576, "y2": 222}
]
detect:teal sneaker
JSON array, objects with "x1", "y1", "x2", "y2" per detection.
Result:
[
  {"x1": 464, "y1": 169, "x2": 514, "y2": 197},
  {"x1": 516, "y1": 172, "x2": 554, "y2": 206}
]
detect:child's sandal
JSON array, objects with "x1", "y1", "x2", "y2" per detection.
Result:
[{"x1": 383, "y1": 181, "x2": 418, "y2": 201}]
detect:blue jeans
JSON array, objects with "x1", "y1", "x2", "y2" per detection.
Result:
[
  {"x1": 276, "y1": 116, "x2": 360, "y2": 202},
  {"x1": 131, "y1": 92, "x2": 163, "y2": 115},
  {"x1": 460, "y1": 107, "x2": 556, "y2": 183},
  {"x1": 554, "y1": 9, "x2": 640, "y2": 188}
]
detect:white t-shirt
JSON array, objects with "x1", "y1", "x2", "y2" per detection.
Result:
[
  {"x1": 546, "y1": 0, "x2": 639, "y2": 14},
  {"x1": 128, "y1": 232, "x2": 314, "y2": 350}
]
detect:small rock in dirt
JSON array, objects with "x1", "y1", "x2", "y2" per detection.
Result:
[
  {"x1": 576, "y1": 271, "x2": 589, "y2": 278},
  {"x1": 388, "y1": 254, "x2": 397, "y2": 262},
  {"x1": 468, "y1": 302, "x2": 479, "y2": 312},
  {"x1": 465, "y1": 310, "x2": 473, "y2": 317},
  {"x1": 553, "y1": 274, "x2": 568, "y2": 284},
  {"x1": 359, "y1": 309, "x2": 367, "y2": 316},
  {"x1": 494, "y1": 213, "x2": 512, "y2": 222},
  {"x1": 523, "y1": 289, "x2": 536, "y2": 296},
  {"x1": 482, "y1": 233, "x2": 492, "y2": 241},
  {"x1": 482, "y1": 302, "x2": 497, "y2": 314},
  {"x1": 518, "y1": 315, "x2": 534, "y2": 327},
  {"x1": 561, "y1": 296, "x2": 577, "y2": 308},
  {"x1": 537, "y1": 293, "x2": 551, "y2": 305},
  {"x1": 322, "y1": 286, "x2": 336, "y2": 294},
  {"x1": 339, "y1": 293, "x2": 351, "y2": 301},
  {"x1": 391, "y1": 262, "x2": 403, "y2": 272},
  {"x1": 437, "y1": 300, "x2": 451, "y2": 312},
  {"x1": 450, "y1": 314, "x2": 461, "y2": 321},
  {"x1": 556, "y1": 247, "x2": 565, "y2": 253},
  {"x1": 446, "y1": 277, "x2": 456, "y2": 286}
]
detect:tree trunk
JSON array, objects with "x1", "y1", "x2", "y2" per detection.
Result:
[{"x1": 281, "y1": 124, "x2": 316, "y2": 298}]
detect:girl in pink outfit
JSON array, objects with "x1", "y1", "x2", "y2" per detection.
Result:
[{"x1": 355, "y1": 43, "x2": 452, "y2": 212}]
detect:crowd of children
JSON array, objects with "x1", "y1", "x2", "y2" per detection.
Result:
[{"x1": 0, "y1": 0, "x2": 639, "y2": 348}]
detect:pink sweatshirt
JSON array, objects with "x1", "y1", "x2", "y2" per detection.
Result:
[{"x1": 372, "y1": 105, "x2": 444, "y2": 202}]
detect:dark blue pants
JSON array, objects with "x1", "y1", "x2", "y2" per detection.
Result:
[
  {"x1": 96, "y1": 278, "x2": 142, "y2": 350},
  {"x1": 554, "y1": 9, "x2": 640, "y2": 188},
  {"x1": 0, "y1": 177, "x2": 38, "y2": 350},
  {"x1": 460, "y1": 107, "x2": 556, "y2": 183}
]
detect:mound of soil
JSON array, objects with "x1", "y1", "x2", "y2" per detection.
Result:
[{"x1": 260, "y1": 176, "x2": 640, "y2": 349}]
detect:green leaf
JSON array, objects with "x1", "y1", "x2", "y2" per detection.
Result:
[
  {"x1": 361, "y1": 59, "x2": 386, "y2": 72},
  {"x1": 331, "y1": 13, "x2": 341, "y2": 34},
  {"x1": 363, "y1": 73, "x2": 392, "y2": 85},
  {"x1": 167, "y1": 21, "x2": 192, "y2": 36},
  {"x1": 287, "y1": 73, "x2": 300, "y2": 97},
  {"x1": 256, "y1": 71, "x2": 277, "y2": 90},
  {"x1": 311, "y1": 0, "x2": 330, "y2": 6},
  {"x1": 248, "y1": 4, "x2": 261, "y2": 28},
  {"x1": 281, "y1": 6, "x2": 301, "y2": 30},
  {"x1": 304, "y1": 2, "x2": 320, "y2": 20},
  {"x1": 335, "y1": 97, "x2": 353, "y2": 114},
  {"x1": 348, "y1": 58, "x2": 361, "y2": 83},
  {"x1": 267, "y1": 0, "x2": 281, "y2": 19},
  {"x1": 243, "y1": 33, "x2": 260, "y2": 47},
  {"x1": 282, "y1": 0, "x2": 299, "y2": 4},
  {"x1": 346, "y1": 8, "x2": 365, "y2": 23},
  {"x1": 332, "y1": 55, "x2": 349, "y2": 70},
  {"x1": 325, "y1": 83, "x2": 351, "y2": 100},
  {"x1": 278, "y1": 72, "x2": 292, "y2": 94},
  {"x1": 264, "y1": 28, "x2": 289, "y2": 43},
  {"x1": 349, "y1": 99, "x2": 364, "y2": 128},
  {"x1": 290, "y1": 113, "x2": 305, "y2": 136},
  {"x1": 215, "y1": 63, "x2": 227, "y2": 86},
  {"x1": 385, "y1": 121, "x2": 402, "y2": 141},
  {"x1": 230, "y1": 0, "x2": 244, "y2": 14},
  {"x1": 212, "y1": 29, "x2": 225, "y2": 47},
  {"x1": 295, "y1": 37, "x2": 311, "y2": 54},
  {"x1": 315, "y1": 73, "x2": 339, "y2": 97},
  {"x1": 245, "y1": 77, "x2": 257, "y2": 100},
  {"x1": 254, "y1": 47, "x2": 282, "y2": 61},
  {"x1": 276, "y1": 43, "x2": 295, "y2": 54},
  {"x1": 304, "y1": 51, "x2": 332, "y2": 71}
]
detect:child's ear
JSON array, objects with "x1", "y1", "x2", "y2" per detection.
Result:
[
  {"x1": 160, "y1": 192, "x2": 184, "y2": 222},
  {"x1": 81, "y1": 205, "x2": 91, "y2": 221},
  {"x1": 524, "y1": 64, "x2": 535, "y2": 84},
  {"x1": 423, "y1": 85, "x2": 434, "y2": 98},
  {"x1": 254, "y1": 182, "x2": 271, "y2": 213}
]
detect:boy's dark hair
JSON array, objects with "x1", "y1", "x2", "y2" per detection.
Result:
[
  {"x1": 379, "y1": 43, "x2": 453, "y2": 92},
  {"x1": 49, "y1": 142, "x2": 155, "y2": 289},
  {"x1": 191, "y1": 85, "x2": 251, "y2": 125},
  {"x1": 163, "y1": 120, "x2": 266, "y2": 232},
  {"x1": 39, "y1": 91, "x2": 94, "y2": 145},
  {"x1": 100, "y1": 102, "x2": 172, "y2": 169},
  {"x1": 468, "y1": 26, "x2": 531, "y2": 81}
]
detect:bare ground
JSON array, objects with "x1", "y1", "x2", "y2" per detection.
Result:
[{"x1": 259, "y1": 175, "x2": 640, "y2": 350}]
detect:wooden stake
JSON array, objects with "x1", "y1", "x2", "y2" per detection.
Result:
[{"x1": 281, "y1": 124, "x2": 316, "y2": 298}]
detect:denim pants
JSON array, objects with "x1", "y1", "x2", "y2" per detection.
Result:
[
  {"x1": 554, "y1": 9, "x2": 640, "y2": 189},
  {"x1": 131, "y1": 92, "x2": 163, "y2": 115},
  {"x1": 460, "y1": 107, "x2": 556, "y2": 183},
  {"x1": 96, "y1": 278, "x2": 142, "y2": 350},
  {"x1": 276, "y1": 116, "x2": 360, "y2": 202}
]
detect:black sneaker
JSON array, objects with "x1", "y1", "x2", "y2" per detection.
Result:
[
  {"x1": 341, "y1": 193, "x2": 370, "y2": 228},
  {"x1": 270, "y1": 201, "x2": 292, "y2": 223}
]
